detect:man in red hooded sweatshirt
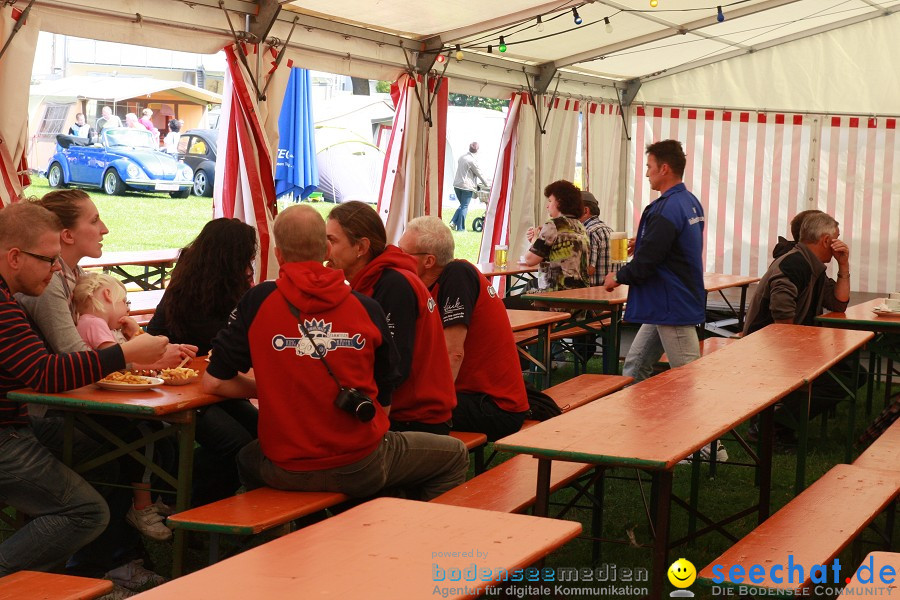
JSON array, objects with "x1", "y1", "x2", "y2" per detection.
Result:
[
  {"x1": 202, "y1": 205, "x2": 467, "y2": 500},
  {"x1": 325, "y1": 201, "x2": 456, "y2": 435}
]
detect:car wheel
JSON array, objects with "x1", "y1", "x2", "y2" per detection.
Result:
[
  {"x1": 169, "y1": 189, "x2": 191, "y2": 199},
  {"x1": 48, "y1": 163, "x2": 67, "y2": 188},
  {"x1": 193, "y1": 169, "x2": 213, "y2": 197},
  {"x1": 103, "y1": 169, "x2": 126, "y2": 195}
]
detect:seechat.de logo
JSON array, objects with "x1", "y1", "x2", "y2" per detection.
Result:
[{"x1": 668, "y1": 558, "x2": 696, "y2": 598}]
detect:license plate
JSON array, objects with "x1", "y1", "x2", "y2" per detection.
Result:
[{"x1": 155, "y1": 183, "x2": 179, "y2": 191}]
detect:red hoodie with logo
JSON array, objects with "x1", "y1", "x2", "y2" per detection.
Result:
[
  {"x1": 351, "y1": 246, "x2": 456, "y2": 425},
  {"x1": 207, "y1": 261, "x2": 401, "y2": 471}
]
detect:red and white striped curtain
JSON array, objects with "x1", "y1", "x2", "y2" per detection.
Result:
[
  {"x1": 819, "y1": 117, "x2": 899, "y2": 293},
  {"x1": 377, "y1": 72, "x2": 448, "y2": 244},
  {"x1": 628, "y1": 107, "x2": 899, "y2": 293},
  {"x1": 214, "y1": 44, "x2": 284, "y2": 282},
  {"x1": 582, "y1": 102, "x2": 624, "y2": 227},
  {"x1": 478, "y1": 92, "x2": 537, "y2": 264},
  {"x1": 0, "y1": 5, "x2": 38, "y2": 206}
]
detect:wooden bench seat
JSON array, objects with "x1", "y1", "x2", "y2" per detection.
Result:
[
  {"x1": 521, "y1": 373, "x2": 632, "y2": 429},
  {"x1": 697, "y1": 464, "x2": 900, "y2": 594},
  {"x1": 0, "y1": 571, "x2": 113, "y2": 600},
  {"x1": 853, "y1": 418, "x2": 900, "y2": 472},
  {"x1": 430, "y1": 455, "x2": 592, "y2": 513},
  {"x1": 167, "y1": 487, "x2": 348, "y2": 536},
  {"x1": 513, "y1": 320, "x2": 612, "y2": 346},
  {"x1": 449, "y1": 430, "x2": 487, "y2": 450},
  {"x1": 660, "y1": 336, "x2": 737, "y2": 364}
]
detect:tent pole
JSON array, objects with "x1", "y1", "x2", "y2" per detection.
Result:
[{"x1": 534, "y1": 95, "x2": 543, "y2": 227}]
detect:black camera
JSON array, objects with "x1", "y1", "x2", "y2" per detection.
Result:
[{"x1": 334, "y1": 387, "x2": 376, "y2": 422}]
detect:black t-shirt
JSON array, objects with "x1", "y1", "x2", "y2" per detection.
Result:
[{"x1": 371, "y1": 268, "x2": 419, "y2": 384}]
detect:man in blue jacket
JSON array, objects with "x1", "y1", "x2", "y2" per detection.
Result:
[{"x1": 604, "y1": 139, "x2": 705, "y2": 383}]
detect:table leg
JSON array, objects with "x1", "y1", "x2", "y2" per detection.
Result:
[
  {"x1": 738, "y1": 285, "x2": 748, "y2": 331},
  {"x1": 171, "y1": 416, "x2": 197, "y2": 578},
  {"x1": 846, "y1": 349, "x2": 861, "y2": 463},
  {"x1": 540, "y1": 325, "x2": 551, "y2": 389},
  {"x1": 592, "y1": 468, "x2": 604, "y2": 563},
  {"x1": 533, "y1": 458, "x2": 552, "y2": 518},
  {"x1": 794, "y1": 383, "x2": 811, "y2": 494},
  {"x1": 758, "y1": 406, "x2": 774, "y2": 522},
  {"x1": 866, "y1": 348, "x2": 876, "y2": 417},
  {"x1": 602, "y1": 308, "x2": 620, "y2": 375},
  {"x1": 650, "y1": 470, "x2": 673, "y2": 600}
]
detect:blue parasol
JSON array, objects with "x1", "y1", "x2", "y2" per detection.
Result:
[{"x1": 275, "y1": 67, "x2": 318, "y2": 200}]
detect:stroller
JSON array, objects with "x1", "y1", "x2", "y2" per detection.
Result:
[{"x1": 470, "y1": 188, "x2": 490, "y2": 232}]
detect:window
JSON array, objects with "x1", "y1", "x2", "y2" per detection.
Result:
[
  {"x1": 176, "y1": 135, "x2": 189, "y2": 154},
  {"x1": 37, "y1": 103, "x2": 74, "y2": 138},
  {"x1": 188, "y1": 138, "x2": 208, "y2": 155}
]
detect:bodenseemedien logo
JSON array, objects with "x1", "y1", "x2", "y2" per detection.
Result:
[{"x1": 668, "y1": 558, "x2": 696, "y2": 598}]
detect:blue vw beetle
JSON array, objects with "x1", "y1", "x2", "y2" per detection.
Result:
[{"x1": 46, "y1": 128, "x2": 194, "y2": 198}]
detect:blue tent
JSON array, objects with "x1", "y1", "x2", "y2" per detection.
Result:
[{"x1": 275, "y1": 68, "x2": 318, "y2": 200}]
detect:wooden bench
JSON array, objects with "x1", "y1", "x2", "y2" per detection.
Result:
[
  {"x1": 0, "y1": 571, "x2": 113, "y2": 600},
  {"x1": 697, "y1": 464, "x2": 900, "y2": 595},
  {"x1": 853, "y1": 418, "x2": 900, "y2": 472},
  {"x1": 167, "y1": 487, "x2": 348, "y2": 565},
  {"x1": 521, "y1": 373, "x2": 632, "y2": 429},
  {"x1": 430, "y1": 455, "x2": 592, "y2": 513}
]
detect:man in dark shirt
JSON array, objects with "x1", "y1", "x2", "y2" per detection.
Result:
[
  {"x1": 399, "y1": 216, "x2": 529, "y2": 441},
  {"x1": 0, "y1": 202, "x2": 167, "y2": 576}
]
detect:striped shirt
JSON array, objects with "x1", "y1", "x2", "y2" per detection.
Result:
[
  {"x1": 583, "y1": 216, "x2": 613, "y2": 286},
  {"x1": 1, "y1": 275, "x2": 126, "y2": 427}
]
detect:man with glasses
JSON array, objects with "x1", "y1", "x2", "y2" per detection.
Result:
[
  {"x1": 0, "y1": 202, "x2": 168, "y2": 577},
  {"x1": 398, "y1": 216, "x2": 529, "y2": 441}
]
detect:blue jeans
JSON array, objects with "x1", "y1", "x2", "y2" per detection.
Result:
[
  {"x1": 0, "y1": 426, "x2": 109, "y2": 576},
  {"x1": 450, "y1": 188, "x2": 474, "y2": 231},
  {"x1": 623, "y1": 324, "x2": 700, "y2": 383}
]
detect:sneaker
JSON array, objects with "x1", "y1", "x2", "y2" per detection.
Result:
[
  {"x1": 126, "y1": 504, "x2": 173, "y2": 541},
  {"x1": 104, "y1": 559, "x2": 167, "y2": 591},
  {"x1": 678, "y1": 441, "x2": 728, "y2": 465},
  {"x1": 152, "y1": 497, "x2": 174, "y2": 517}
]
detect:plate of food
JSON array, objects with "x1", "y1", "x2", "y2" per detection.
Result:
[
  {"x1": 96, "y1": 372, "x2": 163, "y2": 391},
  {"x1": 872, "y1": 307, "x2": 900, "y2": 317},
  {"x1": 158, "y1": 367, "x2": 200, "y2": 386}
]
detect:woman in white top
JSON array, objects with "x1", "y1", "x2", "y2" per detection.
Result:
[{"x1": 163, "y1": 119, "x2": 181, "y2": 155}]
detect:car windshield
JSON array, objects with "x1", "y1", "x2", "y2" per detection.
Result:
[{"x1": 105, "y1": 128, "x2": 156, "y2": 149}]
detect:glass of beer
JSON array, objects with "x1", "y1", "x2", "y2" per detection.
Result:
[
  {"x1": 610, "y1": 232, "x2": 628, "y2": 263},
  {"x1": 494, "y1": 244, "x2": 508, "y2": 269}
]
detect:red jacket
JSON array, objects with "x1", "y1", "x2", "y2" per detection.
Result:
[{"x1": 352, "y1": 246, "x2": 456, "y2": 424}]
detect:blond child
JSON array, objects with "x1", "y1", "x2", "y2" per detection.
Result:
[{"x1": 73, "y1": 273, "x2": 172, "y2": 541}]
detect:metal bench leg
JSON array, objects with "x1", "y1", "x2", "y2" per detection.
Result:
[{"x1": 209, "y1": 532, "x2": 220, "y2": 565}]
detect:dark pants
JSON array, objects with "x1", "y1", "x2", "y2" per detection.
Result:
[
  {"x1": 451, "y1": 392, "x2": 527, "y2": 442},
  {"x1": 450, "y1": 188, "x2": 474, "y2": 231},
  {"x1": 193, "y1": 399, "x2": 258, "y2": 506}
]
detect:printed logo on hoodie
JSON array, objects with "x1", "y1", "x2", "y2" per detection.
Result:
[{"x1": 271, "y1": 318, "x2": 366, "y2": 358}]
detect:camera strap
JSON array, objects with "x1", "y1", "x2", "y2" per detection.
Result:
[{"x1": 283, "y1": 300, "x2": 345, "y2": 391}]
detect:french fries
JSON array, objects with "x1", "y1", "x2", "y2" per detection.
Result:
[
  {"x1": 158, "y1": 367, "x2": 199, "y2": 382},
  {"x1": 99, "y1": 371, "x2": 152, "y2": 385}
]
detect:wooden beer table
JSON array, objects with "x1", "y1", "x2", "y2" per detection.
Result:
[
  {"x1": 521, "y1": 286, "x2": 628, "y2": 375},
  {"x1": 702, "y1": 273, "x2": 760, "y2": 336},
  {"x1": 81, "y1": 248, "x2": 180, "y2": 291},
  {"x1": 132, "y1": 497, "x2": 582, "y2": 598},
  {"x1": 8, "y1": 357, "x2": 218, "y2": 577},
  {"x1": 507, "y1": 309, "x2": 570, "y2": 388},
  {"x1": 477, "y1": 262, "x2": 537, "y2": 297}
]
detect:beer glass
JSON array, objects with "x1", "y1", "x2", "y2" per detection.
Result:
[{"x1": 494, "y1": 245, "x2": 508, "y2": 269}]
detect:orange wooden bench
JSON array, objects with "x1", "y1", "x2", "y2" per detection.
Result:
[
  {"x1": 0, "y1": 571, "x2": 112, "y2": 600},
  {"x1": 430, "y1": 454, "x2": 592, "y2": 513},
  {"x1": 853, "y1": 418, "x2": 900, "y2": 472},
  {"x1": 520, "y1": 373, "x2": 632, "y2": 430},
  {"x1": 167, "y1": 487, "x2": 348, "y2": 565},
  {"x1": 697, "y1": 464, "x2": 900, "y2": 595}
]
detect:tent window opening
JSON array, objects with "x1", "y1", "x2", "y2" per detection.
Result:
[{"x1": 37, "y1": 103, "x2": 75, "y2": 139}]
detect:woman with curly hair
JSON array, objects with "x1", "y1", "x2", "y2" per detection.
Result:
[{"x1": 148, "y1": 218, "x2": 259, "y2": 504}]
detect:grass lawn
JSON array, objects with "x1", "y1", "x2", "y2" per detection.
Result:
[{"x1": 24, "y1": 177, "x2": 488, "y2": 262}]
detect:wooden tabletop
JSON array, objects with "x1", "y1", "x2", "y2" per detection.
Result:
[
  {"x1": 129, "y1": 289, "x2": 165, "y2": 315},
  {"x1": 8, "y1": 358, "x2": 219, "y2": 417},
  {"x1": 522, "y1": 285, "x2": 629, "y2": 307},
  {"x1": 80, "y1": 248, "x2": 180, "y2": 269},
  {"x1": 703, "y1": 272, "x2": 760, "y2": 292},
  {"x1": 131, "y1": 497, "x2": 581, "y2": 600},
  {"x1": 839, "y1": 552, "x2": 900, "y2": 596},
  {"x1": 506, "y1": 309, "x2": 570, "y2": 332},
  {"x1": 495, "y1": 364, "x2": 804, "y2": 470},
  {"x1": 698, "y1": 465, "x2": 900, "y2": 593},
  {"x1": 693, "y1": 324, "x2": 873, "y2": 381},
  {"x1": 476, "y1": 262, "x2": 538, "y2": 277},
  {"x1": 818, "y1": 298, "x2": 900, "y2": 331}
]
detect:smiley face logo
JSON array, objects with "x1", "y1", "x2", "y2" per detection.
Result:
[{"x1": 668, "y1": 558, "x2": 696, "y2": 589}]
